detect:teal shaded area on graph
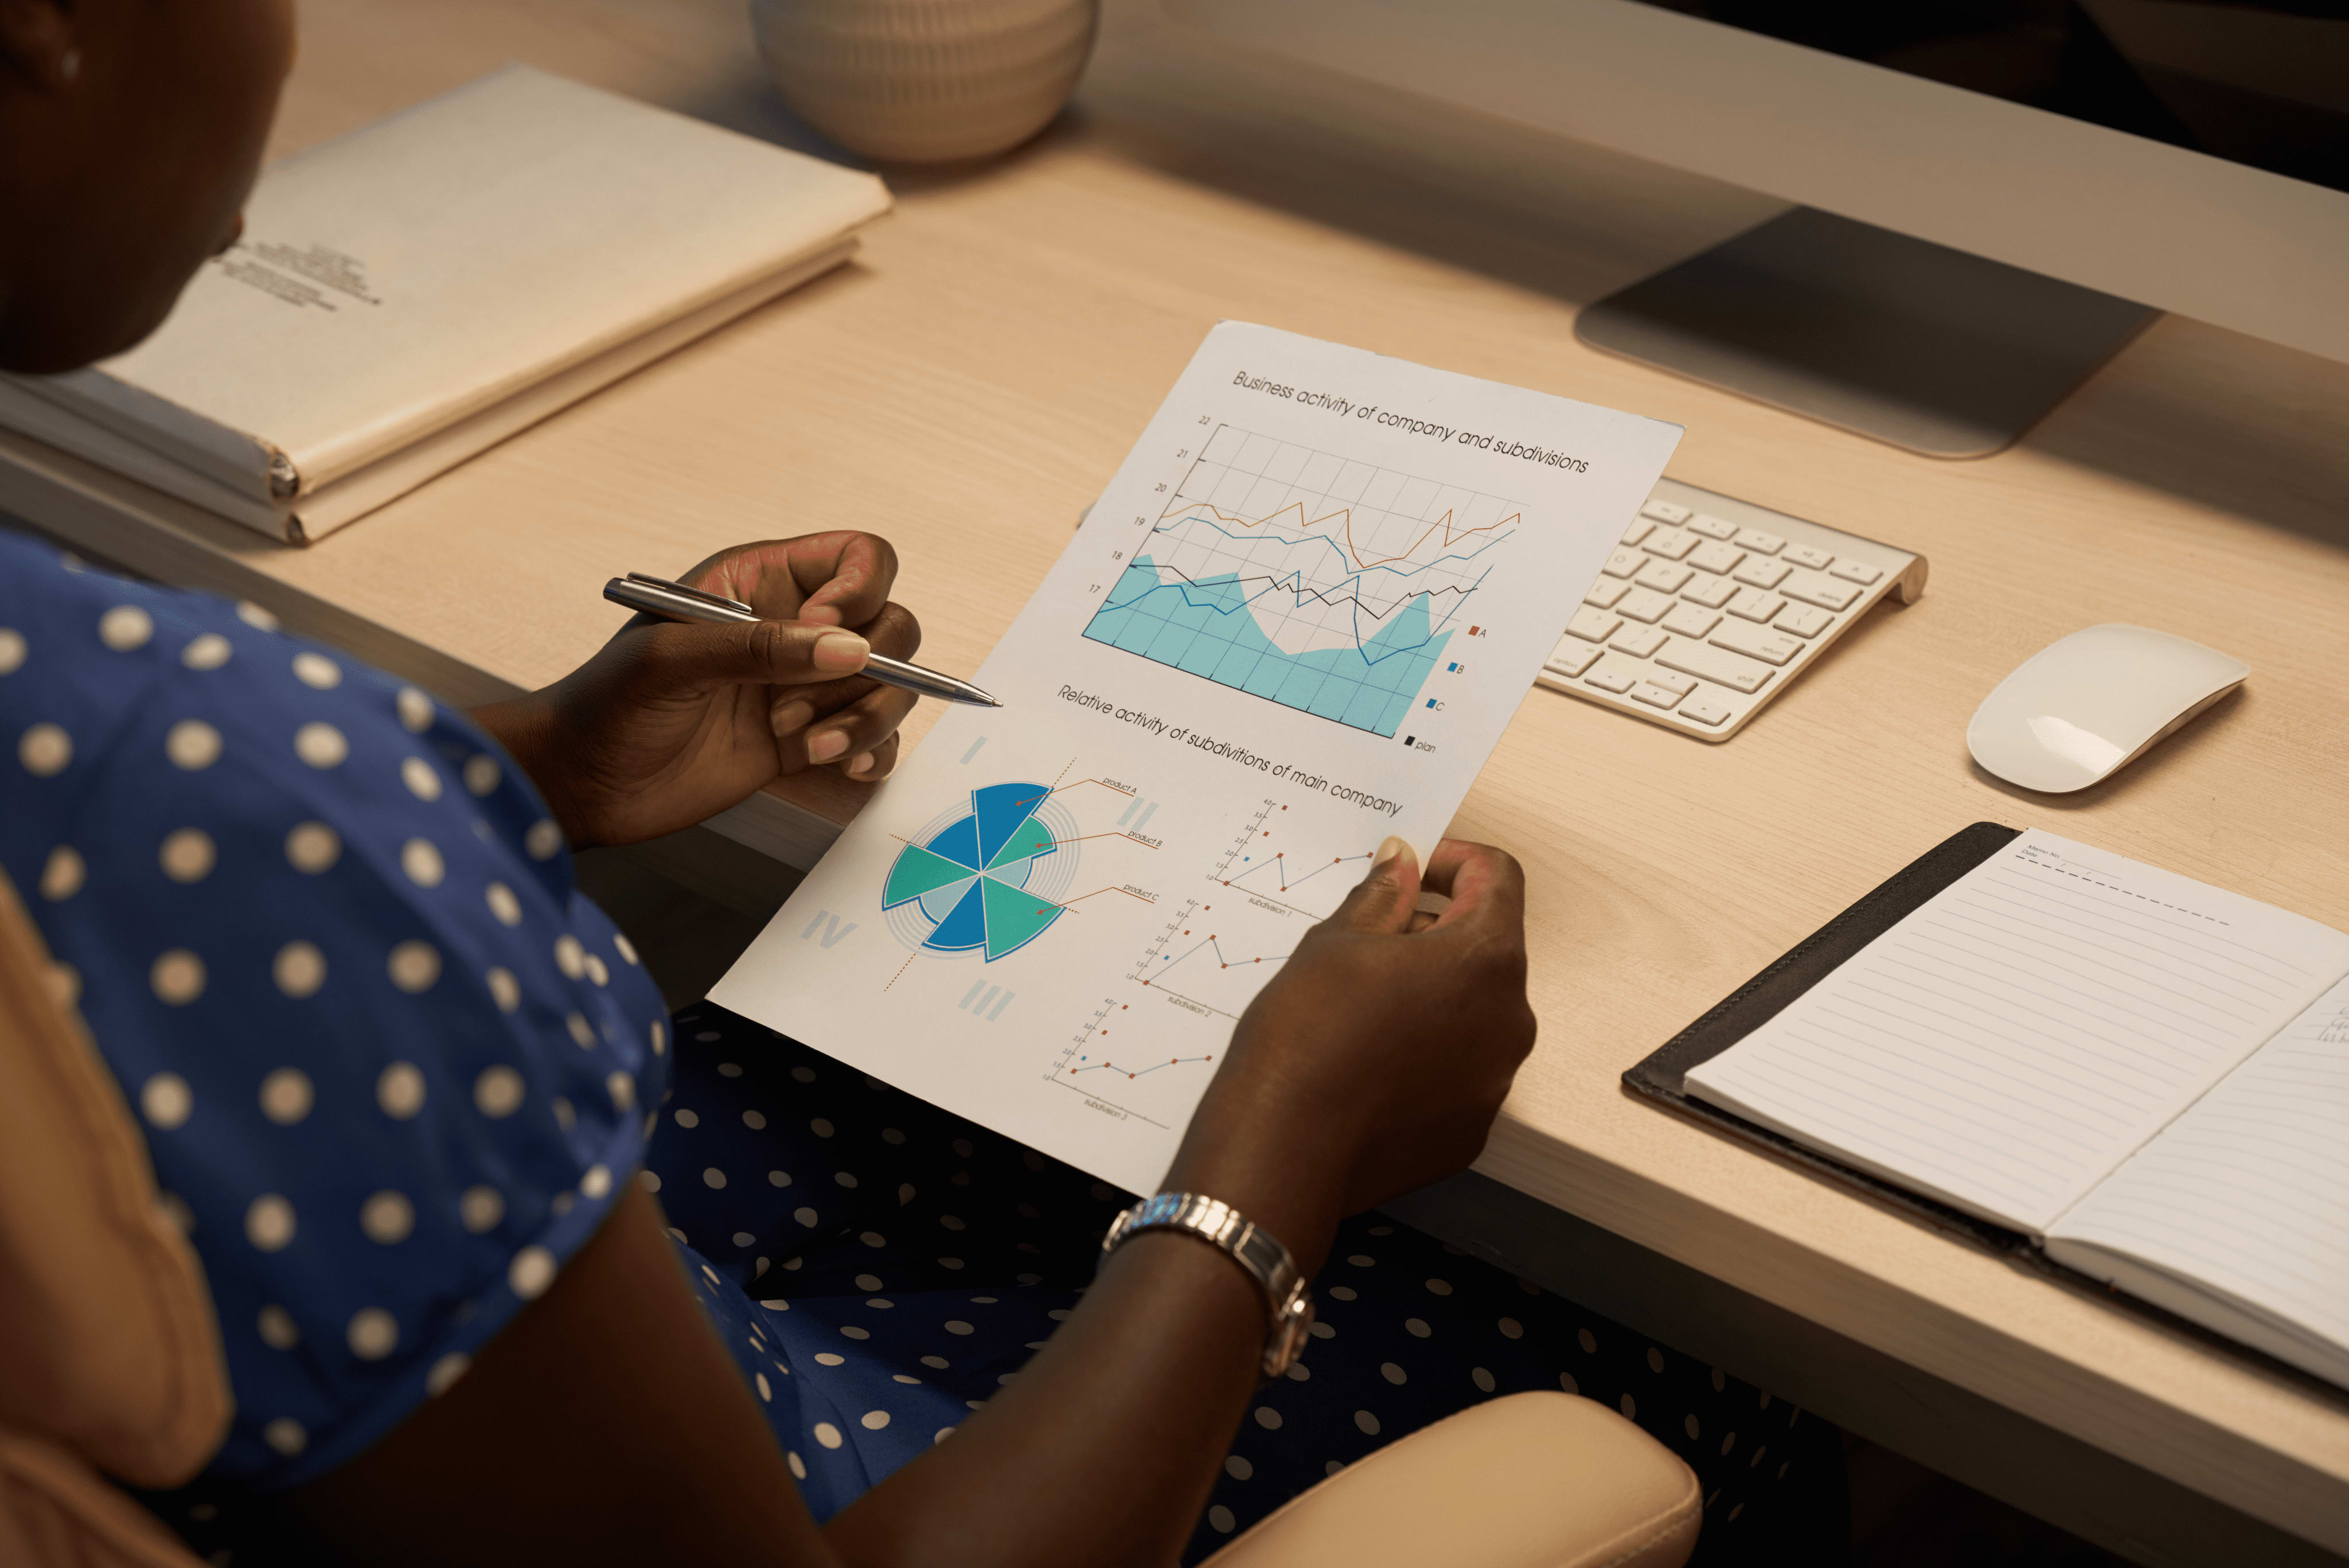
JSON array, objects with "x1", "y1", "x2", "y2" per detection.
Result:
[{"x1": 1082, "y1": 556, "x2": 1453, "y2": 739}]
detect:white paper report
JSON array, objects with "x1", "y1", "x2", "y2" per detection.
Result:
[{"x1": 711, "y1": 322, "x2": 1681, "y2": 1192}]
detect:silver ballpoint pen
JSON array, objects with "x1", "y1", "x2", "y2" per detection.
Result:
[{"x1": 603, "y1": 572, "x2": 1002, "y2": 708}]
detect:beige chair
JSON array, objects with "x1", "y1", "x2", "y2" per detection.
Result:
[{"x1": 0, "y1": 869, "x2": 1699, "y2": 1567}]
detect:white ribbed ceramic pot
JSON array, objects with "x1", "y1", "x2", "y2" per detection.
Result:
[{"x1": 750, "y1": 0, "x2": 1098, "y2": 162}]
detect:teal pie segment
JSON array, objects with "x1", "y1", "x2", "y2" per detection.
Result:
[
  {"x1": 984, "y1": 812, "x2": 1056, "y2": 871},
  {"x1": 883, "y1": 782, "x2": 1069, "y2": 962},
  {"x1": 881, "y1": 843, "x2": 979, "y2": 907}
]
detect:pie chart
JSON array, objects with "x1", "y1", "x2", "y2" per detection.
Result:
[{"x1": 882, "y1": 782, "x2": 1068, "y2": 961}]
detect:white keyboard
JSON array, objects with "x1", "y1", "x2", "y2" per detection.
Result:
[{"x1": 1538, "y1": 478, "x2": 1927, "y2": 742}]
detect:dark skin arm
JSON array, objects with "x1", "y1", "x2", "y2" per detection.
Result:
[
  {"x1": 471, "y1": 535, "x2": 926, "y2": 848},
  {"x1": 269, "y1": 838, "x2": 1535, "y2": 1568}
]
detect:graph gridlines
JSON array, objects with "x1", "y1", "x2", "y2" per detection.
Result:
[{"x1": 1083, "y1": 424, "x2": 1518, "y2": 737}]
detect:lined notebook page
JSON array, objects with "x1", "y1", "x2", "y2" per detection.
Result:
[
  {"x1": 2047, "y1": 972, "x2": 2349, "y2": 1375},
  {"x1": 1684, "y1": 830, "x2": 2349, "y2": 1235}
]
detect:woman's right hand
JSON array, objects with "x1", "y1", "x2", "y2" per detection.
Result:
[{"x1": 1163, "y1": 836, "x2": 1536, "y2": 1275}]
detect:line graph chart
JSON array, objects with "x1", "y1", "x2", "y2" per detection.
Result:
[
  {"x1": 1211, "y1": 799, "x2": 1375, "y2": 919},
  {"x1": 1083, "y1": 424, "x2": 1518, "y2": 737}
]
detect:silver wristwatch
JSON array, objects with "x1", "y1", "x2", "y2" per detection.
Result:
[{"x1": 1101, "y1": 1192, "x2": 1315, "y2": 1377}]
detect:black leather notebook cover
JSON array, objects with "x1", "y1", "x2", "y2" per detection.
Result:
[
  {"x1": 1622, "y1": 821, "x2": 2024, "y2": 1254},
  {"x1": 1624, "y1": 819, "x2": 2344, "y2": 1391}
]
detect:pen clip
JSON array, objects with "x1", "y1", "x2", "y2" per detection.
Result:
[{"x1": 626, "y1": 571, "x2": 755, "y2": 617}]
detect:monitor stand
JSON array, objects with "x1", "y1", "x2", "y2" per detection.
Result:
[{"x1": 1574, "y1": 208, "x2": 2156, "y2": 459}]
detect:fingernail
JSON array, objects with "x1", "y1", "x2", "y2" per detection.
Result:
[
  {"x1": 799, "y1": 603, "x2": 843, "y2": 626},
  {"x1": 807, "y1": 729, "x2": 850, "y2": 763},
  {"x1": 811, "y1": 630, "x2": 869, "y2": 673},
  {"x1": 770, "y1": 700, "x2": 815, "y2": 736},
  {"x1": 846, "y1": 751, "x2": 875, "y2": 778},
  {"x1": 1373, "y1": 835, "x2": 1411, "y2": 869}
]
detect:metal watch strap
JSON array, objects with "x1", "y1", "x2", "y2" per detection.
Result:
[{"x1": 1100, "y1": 1192, "x2": 1315, "y2": 1378}]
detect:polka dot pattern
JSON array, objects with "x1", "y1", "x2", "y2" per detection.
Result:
[
  {"x1": 0, "y1": 532, "x2": 670, "y2": 1502},
  {"x1": 638, "y1": 1008, "x2": 1841, "y2": 1562}
]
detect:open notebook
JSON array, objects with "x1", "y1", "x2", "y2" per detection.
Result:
[{"x1": 1633, "y1": 825, "x2": 2349, "y2": 1391}]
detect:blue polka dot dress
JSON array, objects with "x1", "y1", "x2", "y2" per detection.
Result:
[
  {"x1": 0, "y1": 530, "x2": 669, "y2": 1489},
  {"x1": 0, "y1": 530, "x2": 1843, "y2": 1563}
]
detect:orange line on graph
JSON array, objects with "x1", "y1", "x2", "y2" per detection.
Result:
[
  {"x1": 1160, "y1": 497, "x2": 1516, "y2": 572},
  {"x1": 1028, "y1": 885, "x2": 1155, "y2": 915},
  {"x1": 1014, "y1": 777, "x2": 1138, "y2": 814},
  {"x1": 1039, "y1": 832, "x2": 1160, "y2": 850}
]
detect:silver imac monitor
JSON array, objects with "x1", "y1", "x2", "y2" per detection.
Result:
[{"x1": 1165, "y1": 0, "x2": 2349, "y2": 457}]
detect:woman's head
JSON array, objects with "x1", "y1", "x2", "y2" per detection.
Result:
[{"x1": 0, "y1": 0, "x2": 295, "y2": 372}]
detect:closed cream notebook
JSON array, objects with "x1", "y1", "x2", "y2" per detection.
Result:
[{"x1": 5, "y1": 66, "x2": 889, "y2": 542}]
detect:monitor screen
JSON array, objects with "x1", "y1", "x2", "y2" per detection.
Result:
[{"x1": 1637, "y1": 2, "x2": 2349, "y2": 196}]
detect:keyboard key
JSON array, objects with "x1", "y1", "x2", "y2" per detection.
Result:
[
  {"x1": 1610, "y1": 624, "x2": 1667, "y2": 659},
  {"x1": 1726, "y1": 588, "x2": 1785, "y2": 622},
  {"x1": 1710, "y1": 622, "x2": 1802, "y2": 666},
  {"x1": 1603, "y1": 548, "x2": 1644, "y2": 579},
  {"x1": 1566, "y1": 605, "x2": 1621, "y2": 643},
  {"x1": 1828, "y1": 558, "x2": 1882, "y2": 585},
  {"x1": 1685, "y1": 512, "x2": 1738, "y2": 540},
  {"x1": 1781, "y1": 572, "x2": 1861, "y2": 611},
  {"x1": 1774, "y1": 603, "x2": 1833, "y2": 638},
  {"x1": 1629, "y1": 681, "x2": 1685, "y2": 710},
  {"x1": 1731, "y1": 557, "x2": 1790, "y2": 590},
  {"x1": 1657, "y1": 638, "x2": 1774, "y2": 694},
  {"x1": 1633, "y1": 559, "x2": 1694, "y2": 594},
  {"x1": 1638, "y1": 499, "x2": 1691, "y2": 525},
  {"x1": 1732, "y1": 528, "x2": 1784, "y2": 555},
  {"x1": 1681, "y1": 571, "x2": 1738, "y2": 609},
  {"x1": 1583, "y1": 661, "x2": 1638, "y2": 694},
  {"x1": 1644, "y1": 668, "x2": 1697, "y2": 697},
  {"x1": 1584, "y1": 577, "x2": 1629, "y2": 609},
  {"x1": 1621, "y1": 516, "x2": 1655, "y2": 547},
  {"x1": 1616, "y1": 586, "x2": 1675, "y2": 623},
  {"x1": 1545, "y1": 639, "x2": 1601, "y2": 677},
  {"x1": 1680, "y1": 696, "x2": 1734, "y2": 727},
  {"x1": 1686, "y1": 540, "x2": 1745, "y2": 576},
  {"x1": 1641, "y1": 528, "x2": 1698, "y2": 561},
  {"x1": 1784, "y1": 544, "x2": 1835, "y2": 571},
  {"x1": 1661, "y1": 602, "x2": 1721, "y2": 639}
]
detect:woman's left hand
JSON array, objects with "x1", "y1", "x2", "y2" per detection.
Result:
[{"x1": 473, "y1": 534, "x2": 922, "y2": 848}]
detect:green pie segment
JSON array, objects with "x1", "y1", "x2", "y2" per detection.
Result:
[
  {"x1": 883, "y1": 844, "x2": 980, "y2": 907},
  {"x1": 984, "y1": 814, "x2": 1057, "y2": 871},
  {"x1": 978, "y1": 870, "x2": 1062, "y2": 959}
]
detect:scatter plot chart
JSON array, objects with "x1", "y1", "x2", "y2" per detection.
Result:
[
  {"x1": 1045, "y1": 795, "x2": 1363, "y2": 1126},
  {"x1": 1211, "y1": 798, "x2": 1376, "y2": 919}
]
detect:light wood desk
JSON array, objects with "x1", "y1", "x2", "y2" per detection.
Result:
[{"x1": 7, "y1": 2, "x2": 2348, "y2": 1560}]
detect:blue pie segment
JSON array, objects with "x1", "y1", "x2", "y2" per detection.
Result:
[
  {"x1": 924, "y1": 879, "x2": 989, "y2": 951},
  {"x1": 971, "y1": 782, "x2": 1048, "y2": 867},
  {"x1": 882, "y1": 783, "x2": 1070, "y2": 963}
]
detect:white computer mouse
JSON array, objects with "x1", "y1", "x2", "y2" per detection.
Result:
[{"x1": 1966, "y1": 625, "x2": 2247, "y2": 794}]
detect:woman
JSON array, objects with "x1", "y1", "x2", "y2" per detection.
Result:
[{"x1": 0, "y1": 2, "x2": 1845, "y2": 1563}]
